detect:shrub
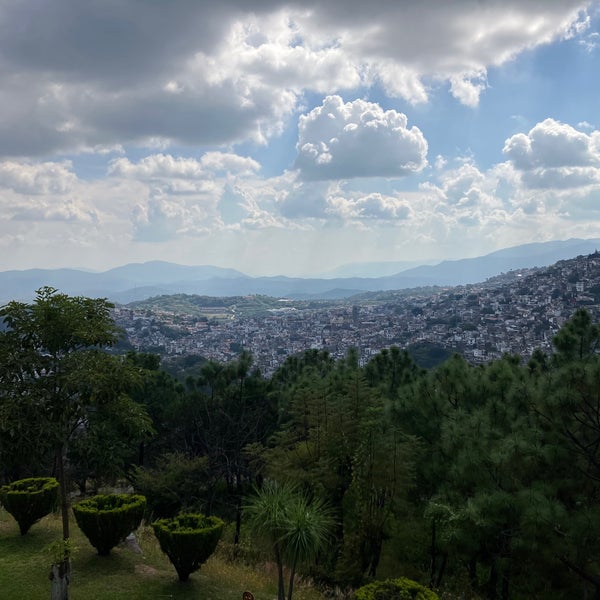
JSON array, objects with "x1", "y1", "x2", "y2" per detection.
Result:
[
  {"x1": 152, "y1": 513, "x2": 225, "y2": 582},
  {"x1": 354, "y1": 577, "x2": 439, "y2": 600},
  {"x1": 72, "y1": 493, "x2": 146, "y2": 555},
  {"x1": 0, "y1": 477, "x2": 59, "y2": 535}
]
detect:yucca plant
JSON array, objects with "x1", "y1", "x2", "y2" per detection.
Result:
[{"x1": 244, "y1": 481, "x2": 335, "y2": 600}]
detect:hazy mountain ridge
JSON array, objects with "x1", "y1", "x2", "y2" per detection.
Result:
[{"x1": 2, "y1": 238, "x2": 599, "y2": 304}]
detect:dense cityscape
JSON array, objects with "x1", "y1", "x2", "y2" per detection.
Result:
[{"x1": 112, "y1": 251, "x2": 600, "y2": 373}]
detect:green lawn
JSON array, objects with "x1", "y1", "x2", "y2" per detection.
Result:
[{"x1": 0, "y1": 509, "x2": 325, "y2": 600}]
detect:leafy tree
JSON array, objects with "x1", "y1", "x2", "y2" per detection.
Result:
[
  {"x1": 364, "y1": 345, "x2": 422, "y2": 396},
  {"x1": 68, "y1": 393, "x2": 153, "y2": 494},
  {"x1": 0, "y1": 288, "x2": 149, "y2": 595},
  {"x1": 173, "y1": 353, "x2": 277, "y2": 541},
  {"x1": 267, "y1": 353, "x2": 418, "y2": 585},
  {"x1": 124, "y1": 351, "x2": 185, "y2": 466},
  {"x1": 552, "y1": 308, "x2": 600, "y2": 365},
  {"x1": 530, "y1": 309, "x2": 600, "y2": 596},
  {"x1": 133, "y1": 452, "x2": 211, "y2": 518}
]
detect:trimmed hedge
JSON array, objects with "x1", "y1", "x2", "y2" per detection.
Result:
[
  {"x1": 152, "y1": 513, "x2": 225, "y2": 582},
  {"x1": 0, "y1": 477, "x2": 59, "y2": 535},
  {"x1": 354, "y1": 577, "x2": 439, "y2": 600},
  {"x1": 72, "y1": 493, "x2": 146, "y2": 555}
]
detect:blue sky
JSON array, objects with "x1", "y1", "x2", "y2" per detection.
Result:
[{"x1": 1, "y1": 0, "x2": 600, "y2": 276}]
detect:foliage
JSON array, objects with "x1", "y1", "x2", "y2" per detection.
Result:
[
  {"x1": 354, "y1": 577, "x2": 439, "y2": 600},
  {"x1": 45, "y1": 538, "x2": 77, "y2": 566},
  {"x1": 152, "y1": 513, "x2": 225, "y2": 582},
  {"x1": 69, "y1": 393, "x2": 154, "y2": 493},
  {"x1": 7, "y1": 286, "x2": 600, "y2": 597},
  {"x1": 0, "y1": 287, "x2": 149, "y2": 549},
  {"x1": 0, "y1": 477, "x2": 58, "y2": 535},
  {"x1": 244, "y1": 480, "x2": 336, "y2": 600},
  {"x1": 133, "y1": 452, "x2": 211, "y2": 518},
  {"x1": 173, "y1": 352, "x2": 277, "y2": 540},
  {"x1": 267, "y1": 351, "x2": 418, "y2": 585},
  {"x1": 0, "y1": 508, "x2": 323, "y2": 600},
  {"x1": 72, "y1": 494, "x2": 146, "y2": 556}
]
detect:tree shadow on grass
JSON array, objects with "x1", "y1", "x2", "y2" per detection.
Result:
[{"x1": 0, "y1": 518, "x2": 58, "y2": 553}]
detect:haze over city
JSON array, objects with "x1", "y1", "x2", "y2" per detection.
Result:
[{"x1": 1, "y1": 1, "x2": 600, "y2": 277}]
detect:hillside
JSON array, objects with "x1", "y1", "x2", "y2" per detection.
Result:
[{"x1": 2, "y1": 238, "x2": 599, "y2": 304}]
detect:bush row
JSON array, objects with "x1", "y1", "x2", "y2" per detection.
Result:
[{"x1": 0, "y1": 480, "x2": 224, "y2": 581}]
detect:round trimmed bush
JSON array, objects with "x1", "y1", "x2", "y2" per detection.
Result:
[
  {"x1": 72, "y1": 493, "x2": 146, "y2": 555},
  {"x1": 354, "y1": 577, "x2": 439, "y2": 600},
  {"x1": 152, "y1": 513, "x2": 225, "y2": 582},
  {"x1": 0, "y1": 477, "x2": 59, "y2": 535}
]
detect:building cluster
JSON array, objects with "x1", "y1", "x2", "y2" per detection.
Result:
[{"x1": 112, "y1": 253, "x2": 600, "y2": 374}]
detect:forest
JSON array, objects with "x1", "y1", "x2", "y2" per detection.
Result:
[{"x1": 1, "y1": 288, "x2": 600, "y2": 599}]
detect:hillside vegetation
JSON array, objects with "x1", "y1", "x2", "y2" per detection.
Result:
[{"x1": 3, "y1": 288, "x2": 600, "y2": 599}]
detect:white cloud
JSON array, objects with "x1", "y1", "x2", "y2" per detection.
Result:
[
  {"x1": 110, "y1": 155, "x2": 205, "y2": 179},
  {"x1": 295, "y1": 96, "x2": 428, "y2": 180},
  {"x1": 449, "y1": 71, "x2": 488, "y2": 108},
  {"x1": 11, "y1": 198, "x2": 98, "y2": 224},
  {"x1": 0, "y1": 1, "x2": 589, "y2": 158},
  {"x1": 503, "y1": 118, "x2": 600, "y2": 188},
  {"x1": 0, "y1": 161, "x2": 77, "y2": 194},
  {"x1": 110, "y1": 152, "x2": 260, "y2": 180},
  {"x1": 329, "y1": 193, "x2": 412, "y2": 221},
  {"x1": 199, "y1": 152, "x2": 260, "y2": 175}
]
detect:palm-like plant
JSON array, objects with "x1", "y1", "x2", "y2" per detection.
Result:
[{"x1": 244, "y1": 481, "x2": 335, "y2": 600}]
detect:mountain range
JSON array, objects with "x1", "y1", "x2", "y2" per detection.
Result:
[{"x1": 1, "y1": 238, "x2": 599, "y2": 304}]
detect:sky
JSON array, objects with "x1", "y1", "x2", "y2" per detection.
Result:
[{"x1": 1, "y1": 0, "x2": 600, "y2": 277}]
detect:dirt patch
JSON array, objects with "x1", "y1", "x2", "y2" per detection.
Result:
[{"x1": 135, "y1": 564, "x2": 159, "y2": 577}]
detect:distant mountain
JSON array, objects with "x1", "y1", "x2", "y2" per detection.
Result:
[
  {"x1": 386, "y1": 238, "x2": 600, "y2": 287},
  {"x1": 0, "y1": 263, "x2": 248, "y2": 304},
  {"x1": 320, "y1": 260, "x2": 430, "y2": 278},
  {"x1": 1, "y1": 238, "x2": 599, "y2": 304},
  {"x1": 105, "y1": 261, "x2": 247, "y2": 284}
]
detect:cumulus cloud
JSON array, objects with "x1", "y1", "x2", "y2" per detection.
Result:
[
  {"x1": 199, "y1": 152, "x2": 261, "y2": 175},
  {"x1": 329, "y1": 193, "x2": 412, "y2": 221},
  {"x1": 0, "y1": 161, "x2": 77, "y2": 194},
  {"x1": 0, "y1": 1, "x2": 589, "y2": 157},
  {"x1": 503, "y1": 119, "x2": 600, "y2": 188},
  {"x1": 277, "y1": 176, "x2": 414, "y2": 223},
  {"x1": 420, "y1": 160, "x2": 509, "y2": 231},
  {"x1": 12, "y1": 198, "x2": 98, "y2": 223},
  {"x1": 295, "y1": 96, "x2": 428, "y2": 180},
  {"x1": 110, "y1": 155, "x2": 205, "y2": 179},
  {"x1": 110, "y1": 152, "x2": 259, "y2": 179}
]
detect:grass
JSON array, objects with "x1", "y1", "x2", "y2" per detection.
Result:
[{"x1": 0, "y1": 508, "x2": 325, "y2": 600}]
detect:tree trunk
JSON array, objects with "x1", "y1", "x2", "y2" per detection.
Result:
[
  {"x1": 274, "y1": 542, "x2": 285, "y2": 600},
  {"x1": 234, "y1": 472, "x2": 242, "y2": 545},
  {"x1": 501, "y1": 572, "x2": 510, "y2": 600},
  {"x1": 50, "y1": 561, "x2": 70, "y2": 600},
  {"x1": 368, "y1": 536, "x2": 383, "y2": 578},
  {"x1": 429, "y1": 520, "x2": 437, "y2": 588},
  {"x1": 55, "y1": 444, "x2": 70, "y2": 540},
  {"x1": 287, "y1": 556, "x2": 298, "y2": 600},
  {"x1": 487, "y1": 561, "x2": 498, "y2": 600},
  {"x1": 468, "y1": 558, "x2": 477, "y2": 590},
  {"x1": 435, "y1": 552, "x2": 448, "y2": 588}
]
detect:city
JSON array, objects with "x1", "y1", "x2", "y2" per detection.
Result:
[{"x1": 112, "y1": 252, "x2": 600, "y2": 374}]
